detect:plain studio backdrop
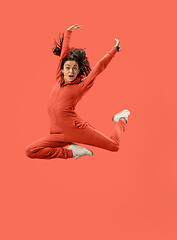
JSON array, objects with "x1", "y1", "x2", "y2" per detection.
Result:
[{"x1": 1, "y1": 0, "x2": 177, "y2": 239}]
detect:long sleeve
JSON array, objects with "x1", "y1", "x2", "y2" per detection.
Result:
[
  {"x1": 79, "y1": 46, "x2": 118, "y2": 93},
  {"x1": 56, "y1": 29, "x2": 72, "y2": 80}
]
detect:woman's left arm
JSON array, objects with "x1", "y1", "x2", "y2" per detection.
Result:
[{"x1": 80, "y1": 36, "x2": 121, "y2": 93}]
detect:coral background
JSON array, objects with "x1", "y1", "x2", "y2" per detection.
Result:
[{"x1": 1, "y1": 0, "x2": 177, "y2": 239}]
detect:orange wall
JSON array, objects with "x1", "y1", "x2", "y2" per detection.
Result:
[{"x1": 1, "y1": 0, "x2": 177, "y2": 239}]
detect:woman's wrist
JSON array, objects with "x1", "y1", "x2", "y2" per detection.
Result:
[{"x1": 114, "y1": 45, "x2": 120, "y2": 52}]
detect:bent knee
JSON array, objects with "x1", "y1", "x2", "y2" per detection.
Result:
[
  {"x1": 25, "y1": 145, "x2": 35, "y2": 158},
  {"x1": 110, "y1": 141, "x2": 120, "y2": 152},
  {"x1": 111, "y1": 145, "x2": 119, "y2": 152}
]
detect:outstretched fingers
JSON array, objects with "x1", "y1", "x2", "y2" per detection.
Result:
[
  {"x1": 67, "y1": 24, "x2": 83, "y2": 31},
  {"x1": 115, "y1": 36, "x2": 121, "y2": 49}
]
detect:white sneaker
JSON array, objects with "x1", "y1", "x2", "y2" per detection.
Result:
[
  {"x1": 68, "y1": 143, "x2": 93, "y2": 160},
  {"x1": 112, "y1": 109, "x2": 130, "y2": 123}
]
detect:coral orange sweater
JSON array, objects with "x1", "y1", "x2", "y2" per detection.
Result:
[{"x1": 48, "y1": 29, "x2": 118, "y2": 134}]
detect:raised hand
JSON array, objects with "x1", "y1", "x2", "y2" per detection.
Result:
[
  {"x1": 115, "y1": 36, "x2": 121, "y2": 49},
  {"x1": 67, "y1": 24, "x2": 83, "y2": 31}
]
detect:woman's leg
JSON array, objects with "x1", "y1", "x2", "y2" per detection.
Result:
[
  {"x1": 25, "y1": 133, "x2": 73, "y2": 159},
  {"x1": 64, "y1": 119, "x2": 127, "y2": 152},
  {"x1": 25, "y1": 119, "x2": 127, "y2": 159}
]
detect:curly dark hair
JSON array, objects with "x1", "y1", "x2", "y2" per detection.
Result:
[{"x1": 52, "y1": 32, "x2": 91, "y2": 77}]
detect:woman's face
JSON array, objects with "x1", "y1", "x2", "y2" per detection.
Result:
[{"x1": 61, "y1": 60, "x2": 80, "y2": 83}]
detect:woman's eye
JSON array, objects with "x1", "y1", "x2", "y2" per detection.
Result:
[{"x1": 65, "y1": 67, "x2": 77, "y2": 70}]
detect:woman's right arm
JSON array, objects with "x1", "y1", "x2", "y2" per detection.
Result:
[
  {"x1": 56, "y1": 24, "x2": 82, "y2": 80},
  {"x1": 56, "y1": 29, "x2": 72, "y2": 80}
]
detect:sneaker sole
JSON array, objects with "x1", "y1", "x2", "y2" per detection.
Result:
[
  {"x1": 68, "y1": 143, "x2": 93, "y2": 159},
  {"x1": 112, "y1": 110, "x2": 130, "y2": 122}
]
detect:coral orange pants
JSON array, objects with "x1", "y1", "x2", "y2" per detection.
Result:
[{"x1": 25, "y1": 119, "x2": 126, "y2": 159}]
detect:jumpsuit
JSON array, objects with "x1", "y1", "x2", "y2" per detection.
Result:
[{"x1": 25, "y1": 29, "x2": 127, "y2": 159}]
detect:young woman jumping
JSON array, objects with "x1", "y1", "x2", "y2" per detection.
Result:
[{"x1": 25, "y1": 24, "x2": 130, "y2": 160}]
